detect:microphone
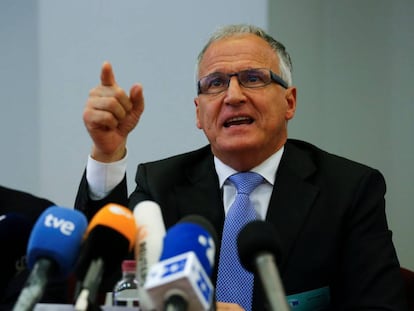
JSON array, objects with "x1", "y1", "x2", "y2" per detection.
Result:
[
  {"x1": 0, "y1": 213, "x2": 32, "y2": 294},
  {"x1": 12, "y1": 206, "x2": 88, "y2": 311},
  {"x1": 133, "y1": 200, "x2": 166, "y2": 311},
  {"x1": 144, "y1": 215, "x2": 217, "y2": 311},
  {"x1": 74, "y1": 203, "x2": 137, "y2": 311},
  {"x1": 237, "y1": 220, "x2": 289, "y2": 311}
]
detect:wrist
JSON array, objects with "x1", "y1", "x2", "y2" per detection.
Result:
[{"x1": 91, "y1": 145, "x2": 127, "y2": 163}]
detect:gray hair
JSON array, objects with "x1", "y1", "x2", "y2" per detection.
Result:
[{"x1": 196, "y1": 24, "x2": 293, "y2": 86}]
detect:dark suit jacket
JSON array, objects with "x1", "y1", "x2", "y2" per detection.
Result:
[
  {"x1": 75, "y1": 139, "x2": 408, "y2": 310},
  {"x1": 0, "y1": 186, "x2": 68, "y2": 310}
]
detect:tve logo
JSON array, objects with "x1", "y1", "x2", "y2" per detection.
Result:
[{"x1": 44, "y1": 213, "x2": 75, "y2": 236}]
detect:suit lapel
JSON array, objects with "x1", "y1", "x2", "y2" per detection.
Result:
[
  {"x1": 266, "y1": 141, "x2": 319, "y2": 272},
  {"x1": 170, "y1": 142, "x2": 320, "y2": 285},
  {"x1": 173, "y1": 147, "x2": 225, "y2": 241},
  {"x1": 171, "y1": 141, "x2": 320, "y2": 263}
]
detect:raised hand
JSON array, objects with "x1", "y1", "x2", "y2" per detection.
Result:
[{"x1": 83, "y1": 61, "x2": 144, "y2": 162}]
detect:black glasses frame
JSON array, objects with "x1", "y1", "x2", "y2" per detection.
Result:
[{"x1": 197, "y1": 68, "x2": 289, "y2": 95}]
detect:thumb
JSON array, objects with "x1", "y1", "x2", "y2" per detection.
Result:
[
  {"x1": 130, "y1": 83, "x2": 145, "y2": 112},
  {"x1": 100, "y1": 61, "x2": 116, "y2": 86}
]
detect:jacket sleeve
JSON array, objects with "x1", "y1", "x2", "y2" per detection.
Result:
[
  {"x1": 333, "y1": 169, "x2": 408, "y2": 310},
  {"x1": 74, "y1": 169, "x2": 129, "y2": 221}
]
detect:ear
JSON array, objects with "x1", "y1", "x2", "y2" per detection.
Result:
[
  {"x1": 194, "y1": 97, "x2": 202, "y2": 129},
  {"x1": 285, "y1": 87, "x2": 297, "y2": 121}
]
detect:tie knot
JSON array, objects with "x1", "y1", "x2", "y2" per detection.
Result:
[{"x1": 228, "y1": 172, "x2": 263, "y2": 195}]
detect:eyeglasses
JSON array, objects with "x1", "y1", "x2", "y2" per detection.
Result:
[{"x1": 197, "y1": 68, "x2": 288, "y2": 95}]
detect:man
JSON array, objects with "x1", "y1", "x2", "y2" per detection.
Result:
[{"x1": 75, "y1": 24, "x2": 407, "y2": 310}]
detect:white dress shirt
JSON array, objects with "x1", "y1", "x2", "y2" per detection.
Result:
[
  {"x1": 86, "y1": 153, "x2": 127, "y2": 200},
  {"x1": 86, "y1": 147, "x2": 284, "y2": 219},
  {"x1": 214, "y1": 147, "x2": 283, "y2": 219}
]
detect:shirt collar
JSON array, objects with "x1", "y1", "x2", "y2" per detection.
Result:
[{"x1": 214, "y1": 146, "x2": 284, "y2": 188}]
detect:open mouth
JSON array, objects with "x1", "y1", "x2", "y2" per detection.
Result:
[{"x1": 224, "y1": 116, "x2": 254, "y2": 128}]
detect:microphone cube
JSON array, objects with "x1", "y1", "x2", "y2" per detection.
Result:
[{"x1": 144, "y1": 251, "x2": 213, "y2": 310}]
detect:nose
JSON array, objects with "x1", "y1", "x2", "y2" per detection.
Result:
[{"x1": 224, "y1": 76, "x2": 246, "y2": 105}]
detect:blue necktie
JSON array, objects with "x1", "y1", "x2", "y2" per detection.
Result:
[{"x1": 216, "y1": 172, "x2": 264, "y2": 311}]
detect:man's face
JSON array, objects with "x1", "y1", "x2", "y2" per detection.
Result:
[{"x1": 194, "y1": 34, "x2": 296, "y2": 170}]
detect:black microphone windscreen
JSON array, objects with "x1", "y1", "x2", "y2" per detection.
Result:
[
  {"x1": 237, "y1": 220, "x2": 282, "y2": 272},
  {"x1": 75, "y1": 225, "x2": 131, "y2": 281}
]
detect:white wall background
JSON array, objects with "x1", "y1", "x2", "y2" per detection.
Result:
[
  {"x1": 1, "y1": 0, "x2": 413, "y2": 270},
  {"x1": 269, "y1": 0, "x2": 414, "y2": 270}
]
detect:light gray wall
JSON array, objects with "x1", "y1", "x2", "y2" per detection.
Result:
[
  {"x1": 0, "y1": 3, "x2": 266, "y2": 204},
  {"x1": 0, "y1": 1, "x2": 40, "y2": 191},
  {"x1": 269, "y1": 0, "x2": 414, "y2": 270}
]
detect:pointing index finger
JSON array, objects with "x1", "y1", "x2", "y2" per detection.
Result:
[{"x1": 100, "y1": 61, "x2": 116, "y2": 86}]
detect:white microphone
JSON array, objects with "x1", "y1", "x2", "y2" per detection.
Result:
[
  {"x1": 237, "y1": 220, "x2": 289, "y2": 311},
  {"x1": 133, "y1": 200, "x2": 166, "y2": 311},
  {"x1": 144, "y1": 215, "x2": 217, "y2": 311}
]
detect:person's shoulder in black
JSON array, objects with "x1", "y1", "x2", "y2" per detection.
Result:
[{"x1": 0, "y1": 185, "x2": 69, "y2": 310}]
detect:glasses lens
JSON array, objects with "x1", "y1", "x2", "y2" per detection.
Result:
[
  {"x1": 239, "y1": 69, "x2": 271, "y2": 88},
  {"x1": 199, "y1": 73, "x2": 228, "y2": 94},
  {"x1": 198, "y1": 69, "x2": 279, "y2": 94}
]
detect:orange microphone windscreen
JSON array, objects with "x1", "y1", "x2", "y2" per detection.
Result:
[{"x1": 85, "y1": 203, "x2": 137, "y2": 250}]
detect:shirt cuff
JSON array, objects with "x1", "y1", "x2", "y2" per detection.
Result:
[{"x1": 86, "y1": 152, "x2": 127, "y2": 200}]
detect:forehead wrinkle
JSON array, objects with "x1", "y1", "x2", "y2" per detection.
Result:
[{"x1": 198, "y1": 36, "x2": 279, "y2": 78}]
